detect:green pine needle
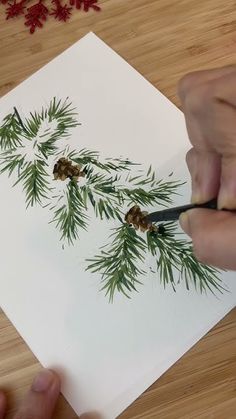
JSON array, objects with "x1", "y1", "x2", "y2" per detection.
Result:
[
  {"x1": 51, "y1": 179, "x2": 88, "y2": 244},
  {"x1": 37, "y1": 139, "x2": 58, "y2": 159},
  {"x1": 0, "y1": 98, "x2": 80, "y2": 209},
  {"x1": 68, "y1": 148, "x2": 136, "y2": 173},
  {"x1": 180, "y1": 247, "x2": 225, "y2": 294},
  {"x1": 47, "y1": 97, "x2": 78, "y2": 123},
  {"x1": 124, "y1": 167, "x2": 183, "y2": 207},
  {"x1": 81, "y1": 168, "x2": 123, "y2": 222},
  {"x1": 4, "y1": 98, "x2": 80, "y2": 159},
  {"x1": 14, "y1": 159, "x2": 51, "y2": 207},
  {"x1": 0, "y1": 114, "x2": 23, "y2": 150},
  {"x1": 81, "y1": 183, "x2": 123, "y2": 222},
  {"x1": 88, "y1": 221, "x2": 224, "y2": 300},
  {"x1": 11, "y1": 98, "x2": 79, "y2": 159},
  {"x1": 0, "y1": 149, "x2": 26, "y2": 177},
  {"x1": 0, "y1": 98, "x2": 226, "y2": 302},
  {"x1": 146, "y1": 223, "x2": 224, "y2": 294},
  {"x1": 120, "y1": 181, "x2": 181, "y2": 207},
  {"x1": 87, "y1": 223, "x2": 147, "y2": 301}
]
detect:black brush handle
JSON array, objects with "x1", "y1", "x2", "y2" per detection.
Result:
[{"x1": 147, "y1": 198, "x2": 218, "y2": 223}]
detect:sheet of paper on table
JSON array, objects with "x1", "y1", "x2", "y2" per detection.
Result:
[{"x1": 0, "y1": 32, "x2": 235, "y2": 418}]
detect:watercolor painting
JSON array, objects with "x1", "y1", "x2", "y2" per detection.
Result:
[
  {"x1": 0, "y1": 97, "x2": 223, "y2": 300},
  {"x1": 1, "y1": 34, "x2": 236, "y2": 419}
]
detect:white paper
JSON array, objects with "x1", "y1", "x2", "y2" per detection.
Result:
[{"x1": 0, "y1": 33, "x2": 235, "y2": 418}]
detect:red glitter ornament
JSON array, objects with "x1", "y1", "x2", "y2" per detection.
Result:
[
  {"x1": 24, "y1": 0, "x2": 48, "y2": 33},
  {"x1": 1, "y1": 0, "x2": 101, "y2": 33},
  {"x1": 51, "y1": 0, "x2": 72, "y2": 21},
  {"x1": 6, "y1": 0, "x2": 26, "y2": 19},
  {"x1": 69, "y1": 0, "x2": 100, "y2": 12}
]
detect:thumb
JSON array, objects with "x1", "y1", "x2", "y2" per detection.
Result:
[
  {"x1": 14, "y1": 369, "x2": 60, "y2": 419},
  {"x1": 179, "y1": 208, "x2": 236, "y2": 270}
]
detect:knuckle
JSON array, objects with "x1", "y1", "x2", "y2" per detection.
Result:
[
  {"x1": 178, "y1": 71, "x2": 204, "y2": 99},
  {"x1": 184, "y1": 83, "x2": 211, "y2": 116},
  {"x1": 186, "y1": 148, "x2": 196, "y2": 171},
  {"x1": 178, "y1": 73, "x2": 196, "y2": 95}
]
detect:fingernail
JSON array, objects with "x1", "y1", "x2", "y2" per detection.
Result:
[
  {"x1": 31, "y1": 370, "x2": 54, "y2": 392},
  {"x1": 179, "y1": 212, "x2": 191, "y2": 236}
]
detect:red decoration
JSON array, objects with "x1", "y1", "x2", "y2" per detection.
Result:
[
  {"x1": 69, "y1": 0, "x2": 100, "y2": 12},
  {"x1": 6, "y1": 0, "x2": 27, "y2": 19},
  {"x1": 51, "y1": 0, "x2": 72, "y2": 21},
  {"x1": 24, "y1": 0, "x2": 48, "y2": 33},
  {"x1": 1, "y1": 0, "x2": 101, "y2": 33}
]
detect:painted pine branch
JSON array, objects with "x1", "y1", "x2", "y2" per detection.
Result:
[
  {"x1": 0, "y1": 113, "x2": 23, "y2": 150},
  {"x1": 0, "y1": 98, "x2": 224, "y2": 301},
  {"x1": 86, "y1": 224, "x2": 146, "y2": 301},
  {"x1": 87, "y1": 219, "x2": 223, "y2": 300},
  {"x1": 50, "y1": 179, "x2": 88, "y2": 244},
  {"x1": 146, "y1": 222, "x2": 224, "y2": 294},
  {"x1": 14, "y1": 159, "x2": 51, "y2": 207}
]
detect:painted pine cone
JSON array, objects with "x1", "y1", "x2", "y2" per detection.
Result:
[
  {"x1": 125, "y1": 205, "x2": 157, "y2": 232},
  {"x1": 53, "y1": 157, "x2": 85, "y2": 181}
]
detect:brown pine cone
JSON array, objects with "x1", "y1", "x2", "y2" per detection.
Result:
[
  {"x1": 53, "y1": 158, "x2": 85, "y2": 181},
  {"x1": 125, "y1": 205, "x2": 158, "y2": 232}
]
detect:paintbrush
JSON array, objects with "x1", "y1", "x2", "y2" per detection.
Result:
[{"x1": 146, "y1": 198, "x2": 218, "y2": 223}]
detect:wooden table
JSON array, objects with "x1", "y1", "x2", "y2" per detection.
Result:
[{"x1": 0, "y1": 0, "x2": 236, "y2": 417}]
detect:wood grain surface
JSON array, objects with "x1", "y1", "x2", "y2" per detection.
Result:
[{"x1": 0, "y1": 0, "x2": 236, "y2": 417}]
